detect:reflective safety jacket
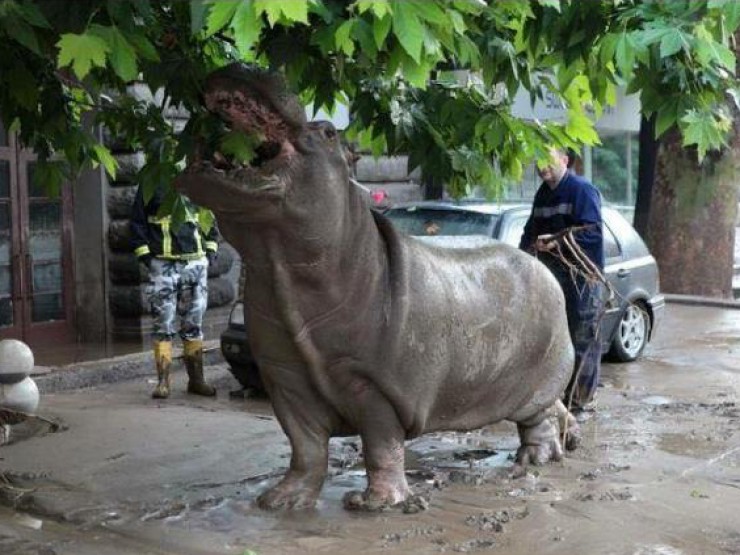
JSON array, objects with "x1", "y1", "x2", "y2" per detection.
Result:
[{"x1": 129, "y1": 185, "x2": 219, "y2": 261}]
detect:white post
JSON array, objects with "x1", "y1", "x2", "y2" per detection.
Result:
[
  {"x1": 583, "y1": 145, "x2": 593, "y2": 183},
  {"x1": 625, "y1": 133, "x2": 633, "y2": 206}
]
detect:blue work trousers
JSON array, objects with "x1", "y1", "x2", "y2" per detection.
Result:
[{"x1": 549, "y1": 264, "x2": 605, "y2": 409}]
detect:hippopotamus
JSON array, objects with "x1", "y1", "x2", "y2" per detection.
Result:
[{"x1": 175, "y1": 63, "x2": 580, "y2": 511}]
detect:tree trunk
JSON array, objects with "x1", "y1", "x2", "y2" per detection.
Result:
[
  {"x1": 646, "y1": 127, "x2": 738, "y2": 298},
  {"x1": 633, "y1": 115, "x2": 657, "y2": 240}
]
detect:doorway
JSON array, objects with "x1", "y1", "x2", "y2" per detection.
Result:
[{"x1": 0, "y1": 122, "x2": 75, "y2": 346}]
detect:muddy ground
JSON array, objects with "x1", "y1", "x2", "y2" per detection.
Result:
[{"x1": 1, "y1": 303, "x2": 739, "y2": 555}]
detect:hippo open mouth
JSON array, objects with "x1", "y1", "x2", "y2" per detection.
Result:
[{"x1": 195, "y1": 65, "x2": 307, "y2": 191}]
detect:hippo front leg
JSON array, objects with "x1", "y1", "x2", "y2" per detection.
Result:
[
  {"x1": 256, "y1": 372, "x2": 333, "y2": 510},
  {"x1": 342, "y1": 383, "x2": 411, "y2": 511}
]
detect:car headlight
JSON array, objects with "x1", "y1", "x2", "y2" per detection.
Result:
[{"x1": 228, "y1": 302, "x2": 245, "y2": 326}]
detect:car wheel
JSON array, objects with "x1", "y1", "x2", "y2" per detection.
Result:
[
  {"x1": 226, "y1": 362, "x2": 265, "y2": 392},
  {"x1": 608, "y1": 302, "x2": 650, "y2": 362}
]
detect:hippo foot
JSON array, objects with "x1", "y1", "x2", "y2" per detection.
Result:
[
  {"x1": 342, "y1": 484, "x2": 412, "y2": 512},
  {"x1": 514, "y1": 416, "x2": 563, "y2": 469},
  {"x1": 256, "y1": 481, "x2": 320, "y2": 510}
]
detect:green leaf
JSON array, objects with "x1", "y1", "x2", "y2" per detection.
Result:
[
  {"x1": 190, "y1": 0, "x2": 209, "y2": 34},
  {"x1": 565, "y1": 110, "x2": 599, "y2": 145},
  {"x1": 7, "y1": 66, "x2": 39, "y2": 110},
  {"x1": 90, "y1": 25, "x2": 139, "y2": 81},
  {"x1": 127, "y1": 33, "x2": 159, "y2": 62},
  {"x1": 15, "y1": 0, "x2": 51, "y2": 29},
  {"x1": 722, "y1": 1, "x2": 740, "y2": 31},
  {"x1": 219, "y1": 131, "x2": 256, "y2": 164},
  {"x1": 232, "y1": 1, "x2": 262, "y2": 56},
  {"x1": 197, "y1": 208, "x2": 215, "y2": 234},
  {"x1": 57, "y1": 33, "x2": 111, "y2": 79},
  {"x1": 205, "y1": 0, "x2": 239, "y2": 37},
  {"x1": 356, "y1": 0, "x2": 392, "y2": 19},
  {"x1": 615, "y1": 33, "x2": 635, "y2": 79},
  {"x1": 32, "y1": 160, "x2": 66, "y2": 197},
  {"x1": 391, "y1": 0, "x2": 424, "y2": 63},
  {"x1": 537, "y1": 0, "x2": 561, "y2": 12},
  {"x1": 680, "y1": 110, "x2": 724, "y2": 160},
  {"x1": 655, "y1": 102, "x2": 678, "y2": 137},
  {"x1": 660, "y1": 29, "x2": 685, "y2": 58},
  {"x1": 372, "y1": 14, "x2": 392, "y2": 49},
  {"x1": 3, "y1": 14, "x2": 42, "y2": 54},
  {"x1": 402, "y1": 56, "x2": 432, "y2": 88},
  {"x1": 274, "y1": 0, "x2": 308, "y2": 23},
  {"x1": 335, "y1": 20, "x2": 355, "y2": 56},
  {"x1": 254, "y1": 0, "x2": 309, "y2": 26},
  {"x1": 92, "y1": 144, "x2": 119, "y2": 178}
]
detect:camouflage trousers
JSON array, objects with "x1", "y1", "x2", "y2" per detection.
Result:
[{"x1": 146, "y1": 258, "x2": 209, "y2": 341}]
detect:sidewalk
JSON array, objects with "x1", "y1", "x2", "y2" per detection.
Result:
[{"x1": 31, "y1": 340, "x2": 225, "y2": 394}]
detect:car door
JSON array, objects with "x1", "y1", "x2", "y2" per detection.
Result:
[{"x1": 601, "y1": 216, "x2": 630, "y2": 346}]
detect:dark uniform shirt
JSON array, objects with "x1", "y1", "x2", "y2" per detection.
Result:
[{"x1": 519, "y1": 170, "x2": 604, "y2": 270}]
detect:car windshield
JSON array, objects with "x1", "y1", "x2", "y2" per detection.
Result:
[{"x1": 385, "y1": 208, "x2": 497, "y2": 237}]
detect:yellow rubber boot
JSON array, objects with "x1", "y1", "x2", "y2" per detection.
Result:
[
  {"x1": 183, "y1": 339, "x2": 216, "y2": 397},
  {"x1": 152, "y1": 340, "x2": 172, "y2": 399}
]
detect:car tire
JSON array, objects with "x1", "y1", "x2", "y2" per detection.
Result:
[
  {"x1": 226, "y1": 361, "x2": 265, "y2": 393},
  {"x1": 607, "y1": 301, "x2": 651, "y2": 362}
]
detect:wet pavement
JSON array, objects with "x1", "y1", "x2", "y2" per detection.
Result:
[{"x1": 1, "y1": 303, "x2": 739, "y2": 554}]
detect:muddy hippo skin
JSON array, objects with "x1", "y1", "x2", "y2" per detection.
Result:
[{"x1": 175, "y1": 63, "x2": 579, "y2": 511}]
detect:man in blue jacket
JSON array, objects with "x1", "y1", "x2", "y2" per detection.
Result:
[
  {"x1": 519, "y1": 147, "x2": 605, "y2": 413},
  {"x1": 130, "y1": 184, "x2": 220, "y2": 399}
]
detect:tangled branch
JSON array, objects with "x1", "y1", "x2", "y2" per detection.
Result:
[{"x1": 535, "y1": 225, "x2": 647, "y2": 445}]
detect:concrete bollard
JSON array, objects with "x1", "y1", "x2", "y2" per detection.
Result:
[{"x1": 0, "y1": 339, "x2": 39, "y2": 445}]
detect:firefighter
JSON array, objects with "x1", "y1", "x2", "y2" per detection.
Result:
[{"x1": 130, "y1": 184, "x2": 220, "y2": 399}]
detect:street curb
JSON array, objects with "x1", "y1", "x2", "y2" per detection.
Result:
[
  {"x1": 33, "y1": 341, "x2": 225, "y2": 394},
  {"x1": 665, "y1": 293, "x2": 740, "y2": 309}
]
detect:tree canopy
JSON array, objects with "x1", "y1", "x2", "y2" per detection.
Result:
[{"x1": 1, "y1": 0, "x2": 738, "y2": 223}]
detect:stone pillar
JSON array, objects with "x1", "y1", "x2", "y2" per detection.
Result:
[{"x1": 104, "y1": 88, "x2": 239, "y2": 347}]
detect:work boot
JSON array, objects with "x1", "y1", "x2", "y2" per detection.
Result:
[
  {"x1": 183, "y1": 339, "x2": 216, "y2": 397},
  {"x1": 152, "y1": 340, "x2": 172, "y2": 399}
]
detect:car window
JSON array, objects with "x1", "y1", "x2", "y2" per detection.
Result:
[
  {"x1": 604, "y1": 222, "x2": 621, "y2": 260},
  {"x1": 604, "y1": 208, "x2": 649, "y2": 258},
  {"x1": 499, "y1": 214, "x2": 529, "y2": 247},
  {"x1": 385, "y1": 208, "x2": 497, "y2": 237}
]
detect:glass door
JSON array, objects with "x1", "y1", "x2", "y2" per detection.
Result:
[
  {"x1": 0, "y1": 121, "x2": 21, "y2": 337},
  {"x1": 0, "y1": 121, "x2": 75, "y2": 345}
]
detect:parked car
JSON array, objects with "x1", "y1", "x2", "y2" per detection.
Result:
[
  {"x1": 220, "y1": 301, "x2": 266, "y2": 394},
  {"x1": 384, "y1": 199, "x2": 664, "y2": 361},
  {"x1": 220, "y1": 199, "x2": 664, "y2": 389}
]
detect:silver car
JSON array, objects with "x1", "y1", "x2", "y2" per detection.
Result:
[{"x1": 384, "y1": 200, "x2": 665, "y2": 362}]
